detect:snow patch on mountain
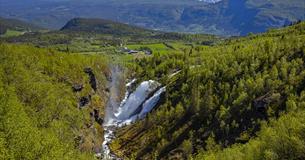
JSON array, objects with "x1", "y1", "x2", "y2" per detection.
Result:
[{"x1": 198, "y1": 0, "x2": 222, "y2": 3}]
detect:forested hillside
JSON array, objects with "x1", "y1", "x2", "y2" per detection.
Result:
[
  {"x1": 0, "y1": 44, "x2": 109, "y2": 159},
  {"x1": 110, "y1": 21, "x2": 305, "y2": 159},
  {"x1": 0, "y1": 17, "x2": 218, "y2": 54},
  {"x1": 60, "y1": 18, "x2": 154, "y2": 36},
  {"x1": 0, "y1": 9, "x2": 304, "y2": 160},
  {"x1": 0, "y1": 17, "x2": 43, "y2": 37}
]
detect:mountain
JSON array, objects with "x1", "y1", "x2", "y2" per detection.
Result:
[
  {"x1": 2, "y1": 17, "x2": 218, "y2": 52},
  {"x1": 0, "y1": 0, "x2": 304, "y2": 35},
  {"x1": 0, "y1": 17, "x2": 43, "y2": 35},
  {"x1": 60, "y1": 18, "x2": 155, "y2": 35},
  {"x1": 199, "y1": 0, "x2": 223, "y2": 3},
  {"x1": 1, "y1": 1, "x2": 305, "y2": 158}
]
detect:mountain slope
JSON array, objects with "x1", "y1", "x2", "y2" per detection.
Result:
[
  {"x1": 0, "y1": 0, "x2": 304, "y2": 35},
  {"x1": 0, "y1": 43, "x2": 109, "y2": 159},
  {"x1": 0, "y1": 17, "x2": 43, "y2": 35},
  {"x1": 60, "y1": 18, "x2": 155, "y2": 35},
  {"x1": 110, "y1": 21, "x2": 305, "y2": 159}
]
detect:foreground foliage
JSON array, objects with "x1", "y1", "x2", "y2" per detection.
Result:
[{"x1": 0, "y1": 44, "x2": 108, "y2": 159}]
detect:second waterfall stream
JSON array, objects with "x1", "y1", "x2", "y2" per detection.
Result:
[{"x1": 102, "y1": 66, "x2": 166, "y2": 159}]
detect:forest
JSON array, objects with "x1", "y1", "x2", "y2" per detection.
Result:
[
  {"x1": 0, "y1": 44, "x2": 110, "y2": 159},
  {"x1": 111, "y1": 21, "x2": 305, "y2": 159},
  {"x1": 0, "y1": 15, "x2": 304, "y2": 159}
]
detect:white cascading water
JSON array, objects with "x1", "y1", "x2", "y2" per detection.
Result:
[
  {"x1": 101, "y1": 66, "x2": 166, "y2": 159},
  {"x1": 119, "y1": 86, "x2": 166, "y2": 127},
  {"x1": 114, "y1": 80, "x2": 161, "y2": 120}
]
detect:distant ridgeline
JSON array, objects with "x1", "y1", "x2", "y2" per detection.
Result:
[
  {"x1": 1, "y1": 17, "x2": 219, "y2": 53},
  {"x1": 198, "y1": 0, "x2": 223, "y2": 3},
  {"x1": 60, "y1": 18, "x2": 154, "y2": 36},
  {"x1": 0, "y1": 17, "x2": 43, "y2": 36},
  {"x1": 110, "y1": 21, "x2": 305, "y2": 159},
  {"x1": 0, "y1": 0, "x2": 304, "y2": 35}
]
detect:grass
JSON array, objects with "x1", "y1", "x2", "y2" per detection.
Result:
[
  {"x1": 127, "y1": 42, "x2": 192, "y2": 55},
  {"x1": 1, "y1": 29, "x2": 24, "y2": 37}
]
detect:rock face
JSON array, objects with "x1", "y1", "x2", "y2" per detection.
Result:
[
  {"x1": 72, "y1": 84, "x2": 83, "y2": 92},
  {"x1": 253, "y1": 93, "x2": 281, "y2": 112},
  {"x1": 93, "y1": 109, "x2": 104, "y2": 125},
  {"x1": 84, "y1": 67, "x2": 97, "y2": 92},
  {"x1": 77, "y1": 67, "x2": 105, "y2": 154},
  {"x1": 79, "y1": 96, "x2": 90, "y2": 108}
]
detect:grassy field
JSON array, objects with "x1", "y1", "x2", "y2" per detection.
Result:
[
  {"x1": 127, "y1": 42, "x2": 197, "y2": 55},
  {"x1": 0, "y1": 29, "x2": 24, "y2": 37}
]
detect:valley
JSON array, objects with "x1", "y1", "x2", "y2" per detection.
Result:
[
  {"x1": 0, "y1": 4, "x2": 305, "y2": 159},
  {"x1": 0, "y1": 0, "x2": 304, "y2": 35}
]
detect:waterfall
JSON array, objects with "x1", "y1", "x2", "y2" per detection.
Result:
[{"x1": 101, "y1": 66, "x2": 166, "y2": 159}]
